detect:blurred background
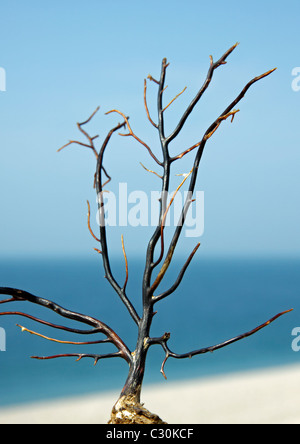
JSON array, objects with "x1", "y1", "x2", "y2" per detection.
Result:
[{"x1": 0, "y1": 0, "x2": 299, "y2": 409}]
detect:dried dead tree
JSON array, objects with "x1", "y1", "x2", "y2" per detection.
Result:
[{"x1": 0, "y1": 44, "x2": 292, "y2": 424}]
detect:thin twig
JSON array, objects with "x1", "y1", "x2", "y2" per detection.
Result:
[
  {"x1": 147, "y1": 74, "x2": 160, "y2": 85},
  {"x1": 151, "y1": 169, "x2": 193, "y2": 291},
  {"x1": 105, "y1": 109, "x2": 162, "y2": 166},
  {"x1": 162, "y1": 86, "x2": 187, "y2": 113},
  {"x1": 0, "y1": 311, "x2": 102, "y2": 335},
  {"x1": 16, "y1": 324, "x2": 111, "y2": 345},
  {"x1": 57, "y1": 107, "x2": 100, "y2": 159},
  {"x1": 79, "y1": 106, "x2": 100, "y2": 125},
  {"x1": 144, "y1": 79, "x2": 158, "y2": 128},
  {"x1": 121, "y1": 235, "x2": 129, "y2": 292},
  {"x1": 31, "y1": 352, "x2": 122, "y2": 366},
  {"x1": 87, "y1": 200, "x2": 101, "y2": 242},
  {"x1": 152, "y1": 242, "x2": 200, "y2": 302},
  {"x1": 172, "y1": 109, "x2": 239, "y2": 161},
  {"x1": 57, "y1": 140, "x2": 94, "y2": 153},
  {"x1": 205, "y1": 109, "x2": 239, "y2": 140},
  {"x1": 140, "y1": 162, "x2": 163, "y2": 180}
]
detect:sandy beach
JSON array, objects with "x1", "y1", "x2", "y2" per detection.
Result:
[{"x1": 0, "y1": 363, "x2": 299, "y2": 424}]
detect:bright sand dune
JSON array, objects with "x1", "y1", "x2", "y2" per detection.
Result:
[{"x1": 0, "y1": 364, "x2": 299, "y2": 424}]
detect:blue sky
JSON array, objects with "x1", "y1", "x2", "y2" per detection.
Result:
[{"x1": 0, "y1": 0, "x2": 299, "y2": 259}]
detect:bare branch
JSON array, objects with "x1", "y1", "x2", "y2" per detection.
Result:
[
  {"x1": 166, "y1": 43, "x2": 239, "y2": 144},
  {"x1": 95, "y1": 120, "x2": 141, "y2": 326},
  {"x1": 140, "y1": 162, "x2": 163, "y2": 180},
  {"x1": 147, "y1": 74, "x2": 160, "y2": 85},
  {"x1": 31, "y1": 351, "x2": 123, "y2": 366},
  {"x1": 141, "y1": 59, "x2": 172, "y2": 306},
  {"x1": 105, "y1": 109, "x2": 162, "y2": 166},
  {"x1": 79, "y1": 106, "x2": 101, "y2": 125},
  {"x1": 162, "y1": 86, "x2": 187, "y2": 113},
  {"x1": 57, "y1": 140, "x2": 95, "y2": 153},
  {"x1": 150, "y1": 169, "x2": 194, "y2": 292},
  {"x1": 204, "y1": 109, "x2": 239, "y2": 140},
  {"x1": 16, "y1": 324, "x2": 111, "y2": 345},
  {"x1": 76, "y1": 107, "x2": 100, "y2": 158},
  {"x1": 157, "y1": 58, "x2": 169, "y2": 141},
  {"x1": 87, "y1": 200, "x2": 101, "y2": 243},
  {"x1": 121, "y1": 235, "x2": 129, "y2": 292},
  {"x1": 155, "y1": 309, "x2": 293, "y2": 379},
  {"x1": 172, "y1": 109, "x2": 239, "y2": 161},
  {"x1": 0, "y1": 287, "x2": 132, "y2": 364},
  {"x1": 0, "y1": 298, "x2": 15, "y2": 304},
  {"x1": 144, "y1": 79, "x2": 158, "y2": 129},
  {"x1": 164, "y1": 68, "x2": 277, "y2": 278},
  {"x1": 0, "y1": 311, "x2": 102, "y2": 335},
  {"x1": 152, "y1": 242, "x2": 200, "y2": 303},
  {"x1": 57, "y1": 106, "x2": 100, "y2": 159},
  {"x1": 102, "y1": 166, "x2": 112, "y2": 188}
]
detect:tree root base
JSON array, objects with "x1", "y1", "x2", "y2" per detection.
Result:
[{"x1": 108, "y1": 394, "x2": 167, "y2": 424}]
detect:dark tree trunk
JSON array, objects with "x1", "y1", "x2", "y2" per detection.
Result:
[{"x1": 108, "y1": 306, "x2": 167, "y2": 424}]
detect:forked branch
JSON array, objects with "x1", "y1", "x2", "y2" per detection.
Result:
[
  {"x1": 57, "y1": 106, "x2": 100, "y2": 159},
  {"x1": 0, "y1": 287, "x2": 132, "y2": 365},
  {"x1": 95, "y1": 117, "x2": 141, "y2": 326},
  {"x1": 151, "y1": 168, "x2": 194, "y2": 289},
  {"x1": 152, "y1": 242, "x2": 200, "y2": 302},
  {"x1": 149, "y1": 309, "x2": 293, "y2": 379},
  {"x1": 59, "y1": 110, "x2": 140, "y2": 326},
  {"x1": 153, "y1": 62, "x2": 277, "y2": 297},
  {"x1": 105, "y1": 109, "x2": 162, "y2": 166},
  {"x1": 165, "y1": 42, "x2": 240, "y2": 144}
]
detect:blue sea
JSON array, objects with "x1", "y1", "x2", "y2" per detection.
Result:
[{"x1": 0, "y1": 256, "x2": 299, "y2": 407}]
